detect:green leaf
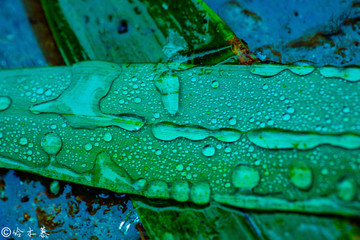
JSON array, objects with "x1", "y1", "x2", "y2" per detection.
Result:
[
  {"x1": 0, "y1": 62, "x2": 359, "y2": 216},
  {"x1": 41, "y1": 0, "x2": 257, "y2": 65},
  {"x1": 1, "y1": 61, "x2": 360, "y2": 238},
  {"x1": 132, "y1": 198, "x2": 260, "y2": 240}
]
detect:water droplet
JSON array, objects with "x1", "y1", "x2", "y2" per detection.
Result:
[
  {"x1": 224, "y1": 146, "x2": 231, "y2": 153},
  {"x1": 251, "y1": 63, "x2": 315, "y2": 76},
  {"x1": 176, "y1": 164, "x2": 184, "y2": 171},
  {"x1": 41, "y1": 132, "x2": 62, "y2": 155},
  {"x1": 211, "y1": 80, "x2": 219, "y2": 88},
  {"x1": 152, "y1": 122, "x2": 241, "y2": 143},
  {"x1": 119, "y1": 209, "x2": 140, "y2": 235},
  {"x1": 232, "y1": 165, "x2": 260, "y2": 189},
  {"x1": 282, "y1": 113, "x2": 291, "y2": 121},
  {"x1": 144, "y1": 180, "x2": 169, "y2": 199},
  {"x1": 50, "y1": 180, "x2": 60, "y2": 195},
  {"x1": 19, "y1": 137, "x2": 28, "y2": 146},
  {"x1": 286, "y1": 107, "x2": 295, "y2": 114},
  {"x1": 171, "y1": 180, "x2": 189, "y2": 202},
  {"x1": 85, "y1": 143, "x2": 93, "y2": 151},
  {"x1": 154, "y1": 113, "x2": 160, "y2": 119},
  {"x1": 262, "y1": 84, "x2": 268, "y2": 90},
  {"x1": 321, "y1": 168, "x2": 329, "y2": 175},
  {"x1": 154, "y1": 71, "x2": 179, "y2": 115},
  {"x1": 343, "y1": 106, "x2": 350, "y2": 113},
  {"x1": 248, "y1": 129, "x2": 360, "y2": 150},
  {"x1": 319, "y1": 66, "x2": 360, "y2": 81},
  {"x1": 155, "y1": 149, "x2": 162, "y2": 156},
  {"x1": 132, "y1": 178, "x2": 147, "y2": 190},
  {"x1": 228, "y1": 117, "x2": 237, "y2": 126},
  {"x1": 36, "y1": 88, "x2": 44, "y2": 95},
  {"x1": 336, "y1": 178, "x2": 356, "y2": 201},
  {"x1": 202, "y1": 145, "x2": 215, "y2": 157},
  {"x1": 289, "y1": 162, "x2": 312, "y2": 190},
  {"x1": 248, "y1": 146, "x2": 255, "y2": 152},
  {"x1": 30, "y1": 62, "x2": 145, "y2": 132},
  {"x1": 134, "y1": 97, "x2": 141, "y2": 103},
  {"x1": 45, "y1": 89, "x2": 52, "y2": 96},
  {"x1": 103, "y1": 132, "x2": 112, "y2": 142},
  {"x1": 0, "y1": 96, "x2": 11, "y2": 111},
  {"x1": 190, "y1": 181, "x2": 211, "y2": 205}
]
